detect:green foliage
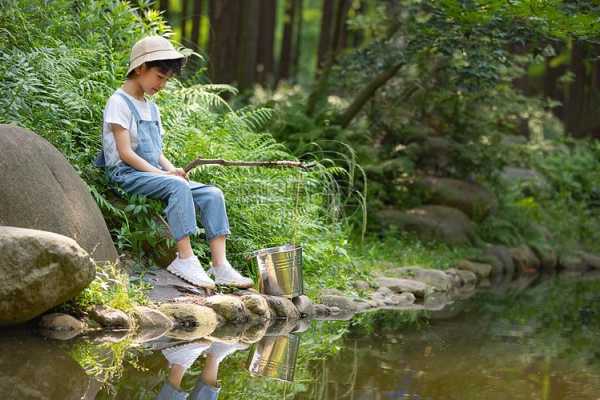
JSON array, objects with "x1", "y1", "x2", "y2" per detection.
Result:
[
  {"x1": 0, "y1": 0, "x2": 361, "y2": 298},
  {"x1": 53, "y1": 261, "x2": 151, "y2": 316}
]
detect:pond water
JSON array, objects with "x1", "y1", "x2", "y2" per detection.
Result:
[{"x1": 1, "y1": 275, "x2": 600, "y2": 399}]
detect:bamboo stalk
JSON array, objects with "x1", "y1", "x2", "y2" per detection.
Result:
[{"x1": 183, "y1": 157, "x2": 317, "y2": 173}]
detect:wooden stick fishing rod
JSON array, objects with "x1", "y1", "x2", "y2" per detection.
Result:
[{"x1": 183, "y1": 157, "x2": 317, "y2": 173}]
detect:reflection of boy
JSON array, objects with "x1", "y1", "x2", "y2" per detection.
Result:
[{"x1": 155, "y1": 340, "x2": 248, "y2": 400}]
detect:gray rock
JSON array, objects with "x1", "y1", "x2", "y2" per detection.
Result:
[
  {"x1": 482, "y1": 245, "x2": 516, "y2": 276},
  {"x1": 510, "y1": 245, "x2": 541, "y2": 273},
  {"x1": 455, "y1": 260, "x2": 492, "y2": 280},
  {"x1": 0, "y1": 227, "x2": 96, "y2": 326},
  {"x1": 88, "y1": 305, "x2": 131, "y2": 329},
  {"x1": 374, "y1": 277, "x2": 429, "y2": 297},
  {"x1": 318, "y1": 294, "x2": 357, "y2": 313},
  {"x1": 240, "y1": 294, "x2": 272, "y2": 321},
  {"x1": 452, "y1": 269, "x2": 477, "y2": 287},
  {"x1": 352, "y1": 280, "x2": 371, "y2": 290},
  {"x1": 292, "y1": 295, "x2": 315, "y2": 317},
  {"x1": 131, "y1": 306, "x2": 174, "y2": 331},
  {"x1": 387, "y1": 267, "x2": 453, "y2": 292},
  {"x1": 530, "y1": 244, "x2": 558, "y2": 271},
  {"x1": 264, "y1": 296, "x2": 300, "y2": 320},
  {"x1": 204, "y1": 295, "x2": 250, "y2": 324},
  {"x1": 370, "y1": 287, "x2": 415, "y2": 307},
  {"x1": 39, "y1": 313, "x2": 85, "y2": 332},
  {"x1": 558, "y1": 253, "x2": 589, "y2": 272},
  {"x1": 500, "y1": 166, "x2": 550, "y2": 191},
  {"x1": 158, "y1": 303, "x2": 218, "y2": 337},
  {"x1": 313, "y1": 304, "x2": 332, "y2": 318},
  {"x1": 0, "y1": 336, "x2": 90, "y2": 399},
  {"x1": 578, "y1": 251, "x2": 600, "y2": 270},
  {"x1": 416, "y1": 176, "x2": 498, "y2": 220},
  {"x1": 0, "y1": 124, "x2": 117, "y2": 263},
  {"x1": 377, "y1": 206, "x2": 477, "y2": 245}
]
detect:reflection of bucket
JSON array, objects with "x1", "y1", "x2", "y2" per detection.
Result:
[
  {"x1": 247, "y1": 334, "x2": 300, "y2": 382},
  {"x1": 253, "y1": 244, "x2": 303, "y2": 298}
]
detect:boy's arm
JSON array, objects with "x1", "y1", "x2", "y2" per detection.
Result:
[
  {"x1": 159, "y1": 153, "x2": 189, "y2": 180},
  {"x1": 159, "y1": 153, "x2": 176, "y2": 172},
  {"x1": 111, "y1": 123, "x2": 164, "y2": 174}
]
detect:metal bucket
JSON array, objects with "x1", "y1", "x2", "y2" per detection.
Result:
[
  {"x1": 253, "y1": 244, "x2": 303, "y2": 298},
  {"x1": 247, "y1": 334, "x2": 300, "y2": 382}
]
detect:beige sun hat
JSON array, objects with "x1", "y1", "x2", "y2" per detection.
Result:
[{"x1": 126, "y1": 35, "x2": 186, "y2": 76}]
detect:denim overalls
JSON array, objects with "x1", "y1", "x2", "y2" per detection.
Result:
[
  {"x1": 155, "y1": 378, "x2": 220, "y2": 400},
  {"x1": 95, "y1": 92, "x2": 230, "y2": 242}
]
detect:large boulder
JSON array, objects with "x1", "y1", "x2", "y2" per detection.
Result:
[
  {"x1": 0, "y1": 226, "x2": 96, "y2": 326},
  {"x1": 0, "y1": 124, "x2": 117, "y2": 264},
  {"x1": 500, "y1": 166, "x2": 550, "y2": 191},
  {"x1": 378, "y1": 206, "x2": 477, "y2": 245},
  {"x1": 416, "y1": 177, "x2": 497, "y2": 220}
]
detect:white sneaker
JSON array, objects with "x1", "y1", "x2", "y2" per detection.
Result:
[
  {"x1": 206, "y1": 341, "x2": 250, "y2": 364},
  {"x1": 167, "y1": 252, "x2": 216, "y2": 289},
  {"x1": 208, "y1": 261, "x2": 254, "y2": 288},
  {"x1": 161, "y1": 341, "x2": 211, "y2": 369}
]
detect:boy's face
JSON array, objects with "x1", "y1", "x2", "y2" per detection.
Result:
[{"x1": 135, "y1": 65, "x2": 173, "y2": 95}]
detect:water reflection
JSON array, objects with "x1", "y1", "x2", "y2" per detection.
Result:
[
  {"x1": 155, "y1": 340, "x2": 248, "y2": 399},
  {"x1": 2, "y1": 276, "x2": 600, "y2": 399}
]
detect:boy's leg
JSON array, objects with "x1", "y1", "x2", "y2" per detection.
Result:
[
  {"x1": 189, "y1": 183, "x2": 231, "y2": 243},
  {"x1": 113, "y1": 169, "x2": 199, "y2": 242}
]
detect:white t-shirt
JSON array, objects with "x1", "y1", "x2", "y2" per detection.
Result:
[{"x1": 102, "y1": 88, "x2": 164, "y2": 168}]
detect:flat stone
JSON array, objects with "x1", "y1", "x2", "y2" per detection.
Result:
[
  {"x1": 39, "y1": 313, "x2": 85, "y2": 332},
  {"x1": 88, "y1": 305, "x2": 131, "y2": 329},
  {"x1": 374, "y1": 277, "x2": 429, "y2": 297},
  {"x1": 452, "y1": 269, "x2": 477, "y2": 287},
  {"x1": 387, "y1": 267, "x2": 453, "y2": 292},
  {"x1": 240, "y1": 294, "x2": 272, "y2": 321},
  {"x1": 292, "y1": 295, "x2": 315, "y2": 317},
  {"x1": 131, "y1": 306, "x2": 174, "y2": 331},
  {"x1": 318, "y1": 294, "x2": 357, "y2": 313},
  {"x1": 158, "y1": 303, "x2": 218, "y2": 339},
  {"x1": 352, "y1": 280, "x2": 371, "y2": 290},
  {"x1": 455, "y1": 260, "x2": 492, "y2": 280},
  {"x1": 482, "y1": 245, "x2": 516, "y2": 276},
  {"x1": 264, "y1": 296, "x2": 300, "y2": 320},
  {"x1": 510, "y1": 245, "x2": 541, "y2": 273},
  {"x1": 204, "y1": 295, "x2": 249, "y2": 324},
  {"x1": 559, "y1": 253, "x2": 589, "y2": 272},
  {"x1": 578, "y1": 251, "x2": 600, "y2": 270}
]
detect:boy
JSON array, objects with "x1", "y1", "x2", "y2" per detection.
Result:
[{"x1": 97, "y1": 36, "x2": 252, "y2": 289}]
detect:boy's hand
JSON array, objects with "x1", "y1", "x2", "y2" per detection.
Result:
[{"x1": 165, "y1": 167, "x2": 189, "y2": 181}]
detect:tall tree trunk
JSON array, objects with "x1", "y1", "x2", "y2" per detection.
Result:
[
  {"x1": 208, "y1": 0, "x2": 241, "y2": 84},
  {"x1": 316, "y1": 0, "x2": 337, "y2": 76},
  {"x1": 332, "y1": 0, "x2": 351, "y2": 53},
  {"x1": 565, "y1": 39, "x2": 587, "y2": 137},
  {"x1": 292, "y1": 0, "x2": 303, "y2": 79},
  {"x1": 256, "y1": 0, "x2": 277, "y2": 87},
  {"x1": 278, "y1": 0, "x2": 298, "y2": 83},
  {"x1": 237, "y1": 0, "x2": 260, "y2": 90},
  {"x1": 191, "y1": 0, "x2": 203, "y2": 51}
]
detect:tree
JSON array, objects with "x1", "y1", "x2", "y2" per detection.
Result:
[
  {"x1": 208, "y1": 0, "x2": 241, "y2": 84},
  {"x1": 237, "y1": 0, "x2": 260, "y2": 90},
  {"x1": 190, "y1": 0, "x2": 203, "y2": 51},
  {"x1": 256, "y1": 0, "x2": 277, "y2": 87},
  {"x1": 278, "y1": 0, "x2": 298, "y2": 83}
]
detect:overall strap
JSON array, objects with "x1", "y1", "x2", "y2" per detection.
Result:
[
  {"x1": 116, "y1": 92, "x2": 143, "y2": 122},
  {"x1": 149, "y1": 101, "x2": 159, "y2": 122}
]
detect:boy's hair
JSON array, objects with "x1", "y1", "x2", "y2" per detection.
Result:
[{"x1": 127, "y1": 58, "x2": 185, "y2": 79}]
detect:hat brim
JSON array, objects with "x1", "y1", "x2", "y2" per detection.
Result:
[{"x1": 126, "y1": 49, "x2": 186, "y2": 76}]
